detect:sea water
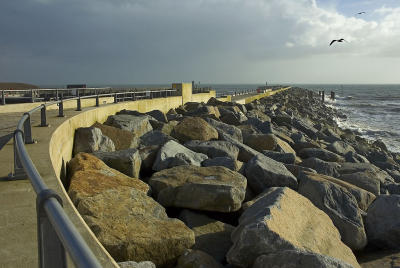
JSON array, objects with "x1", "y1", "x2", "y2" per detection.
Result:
[{"x1": 296, "y1": 84, "x2": 400, "y2": 153}]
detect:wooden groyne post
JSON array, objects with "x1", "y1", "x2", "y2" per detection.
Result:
[{"x1": 330, "y1": 91, "x2": 335, "y2": 100}]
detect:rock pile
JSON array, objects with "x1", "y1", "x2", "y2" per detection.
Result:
[{"x1": 68, "y1": 87, "x2": 400, "y2": 267}]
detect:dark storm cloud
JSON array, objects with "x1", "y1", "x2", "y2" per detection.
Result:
[{"x1": 0, "y1": 0, "x2": 399, "y2": 84}]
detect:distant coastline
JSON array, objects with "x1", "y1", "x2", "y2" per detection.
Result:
[{"x1": 0, "y1": 82, "x2": 38, "y2": 90}]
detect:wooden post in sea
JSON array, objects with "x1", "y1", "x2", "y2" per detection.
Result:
[
  {"x1": 322, "y1": 91, "x2": 325, "y2": 102},
  {"x1": 331, "y1": 91, "x2": 335, "y2": 100}
]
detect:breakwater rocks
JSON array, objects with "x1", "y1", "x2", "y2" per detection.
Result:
[{"x1": 67, "y1": 87, "x2": 400, "y2": 268}]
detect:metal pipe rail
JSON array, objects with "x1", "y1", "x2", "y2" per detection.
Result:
[{"x1": 8, "y1": 87, "x2": 178, "y2": 267}]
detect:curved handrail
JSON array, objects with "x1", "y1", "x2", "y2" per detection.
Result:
[{"x1": 11, "y1": 88, "x2": 178, "y2": 267}]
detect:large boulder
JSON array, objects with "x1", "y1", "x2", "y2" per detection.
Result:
[
  {"x1": 146, "y1": 109, "x2": 168, "y2": 123},
  {"x1": 366, "y1": 195, "x2": 400, "y2": 249},
  {"x1": 68, "y1": 152, "x2": 149, "y2": 200},
  {"x1": 75, "y1": 187, "x2": 194, "y2": 266},
  {"x1": 179, "y1": 210, "x2": 234, "y2": 263},
  {"x1": 243, "y1": 134, "x2": 277, "y2": 152},
  {"x1": 73, "y1": 127, "x2": 115, "y2": 156},
  {"x1": 104, "y1": 114, "x2": 153, "y2": 137},
  {"x1": 301, "y1": 172, "x2": 376, "y2": 212},
  {"x1": 221, "y1": 134, "x2": 260, "y2": 162},
  {"x1": 149, "y1": 165, "x2": 247, "y2": 212},
  {"x1": 226, "y1": 187, "x2": 360, "y2": 268},
  {"x1": 220, "y1": 108, "x2": 248, "y2": 126},
  {"x1": 284, "y1": 164, "x2": 317, "y2": 177},
  {"x1": 118, "y1": 261, "x2": 155, "y2": 268},
  {"x1": 245, "y1": 154, "x2": 298, "y2": 194},
  {"x1": 92, "y1": 148, "x2": 142, "y2": 178},
  {"x1": 292, "y1": 118, "x2": 318, "y2": 140},
  {"x1": 245, "y1": 117, "x2": 273, "y2": 134},
  {"x1": 152, "y1": 140, "x2": 208, "y2": 171},
  {"x1": 184, "y1": 140, "x2": 239, "y2": 160},
  {"x1": 262, "y1": 150, "x2": 296, "y2": 165},
  {"x1": 276, "y1": 137, "x2": 296, "y2": 155},
  {"x1": 176, "y1": 250, "x2": 223, "y2": 268},
  {"x1": 252, "y1": 250, "x2": 354, "y2": 268},
  {"x1": 298, "y1": 148, "x2": 345, "y2": 162},
  {"x1": 298, "y1": 172, "x2": 367, "y2": 250},
  {"x1": 172, "y1": 117, "x2": 218, "y2": 143},
  {"x1": 202, "y1": 157, "x2": 238, "y2": 171},
  {"x1": 205, "y1": 118, "x2": 243, "y2": 143},
  {"x1": 327, "y1": 141, "x2": 356, "y2": 156},
  {"x1": 92, "y1": 122, "x2": 138, "y2": 150},
  {"x1": 139, "y1": 130, "x2": 176, "y2": 148},
  {"x1": 344, "y1": 151, "x2": 370, "y2": 163},
  {"x1": 300, "y1": 157, "x2": 341, "y2": 177},
  {"x1": 339, "y1": 171, "x2": 381, "y2": 196}
]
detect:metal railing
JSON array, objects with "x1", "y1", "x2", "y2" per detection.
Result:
[
  {"x1": 1, "y1": 87, "x2": 178, "y2": 267},
  {"x1": 215, "y1": 88, "x2": 258, "y2": 98}
]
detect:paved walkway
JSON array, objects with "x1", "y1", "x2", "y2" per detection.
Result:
[{"x1": 0, "y1": 108, "x2": 77, "y2": 268}]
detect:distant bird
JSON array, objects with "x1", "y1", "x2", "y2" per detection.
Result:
[
  {"x1": 329, "y1": 38, "x2": 346, "y2": 46},
  {"x1": 356, "y1": 11, "x2": 366, "y2": 15}
]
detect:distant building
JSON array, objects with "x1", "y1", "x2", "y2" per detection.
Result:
[{"x1": 66, "y1": 84, "x2": 86, "y2": 89}]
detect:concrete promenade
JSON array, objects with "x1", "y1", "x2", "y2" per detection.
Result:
[{"x1": 0, "y1": 108, "x2": 84, "y2": 268}]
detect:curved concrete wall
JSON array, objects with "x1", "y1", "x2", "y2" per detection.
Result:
[{"x1": 43, "y1": 92, "x2": 216, "y2": 267}]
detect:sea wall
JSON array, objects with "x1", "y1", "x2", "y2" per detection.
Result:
[{"x1": 234, "y1": 86, "x2": 291, "y2": 104}]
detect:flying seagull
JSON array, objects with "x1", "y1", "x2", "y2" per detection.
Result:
[
  {"x1": 329, "y1": 38, "x2": 346, "y2": 46},
  {"x1": 356, "y1": 11, "x2": 366, "y2": 15}
]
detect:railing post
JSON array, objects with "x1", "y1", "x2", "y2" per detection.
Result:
[
  {"x1": 40, "y1": 105, "x2": 48, "y2": 127},
  {"x1": 23, "y1": 113, "x2": 35, "y2": 144},
  {"x1": 58, "y1": 98, "x2": 64, "y2": 117},
  {"x1": 114, "y1": 93, "x2": 117, "y2": 103},
  {"x1": 9, "y1": 130, "x2": 27, "y2": 180},
  {"x1": 56, "y1": 89, "x2": 59, "y2": 101},
  {"x1": 37, "y1": 190, "x2": 66, "y2": 268},
  {"x1": 31, "y1": 89, "x2": 35, "y2": 103},
  {"x1": 95, "y1": 91, "x2": 99, "y2": 107},
  {"x1": 76, "y1": 89, "x2": 81, "y2": 111},
  {"x1": 1, "y1": 90, "x2": 5, "y2": 105}
]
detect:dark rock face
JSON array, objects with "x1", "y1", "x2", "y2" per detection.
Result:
[
  {"x1": 298, "y1": 172, "x2": 367, "y2": 250},
  {"x1": 104, "y1": 114, "x2": 153, "y2": 137},
  {"x1": 366, "y1": 195, "x2": 400, "y2": 249},
  {"x1": 300, "y1": 157, "x2": 341, "y2": 177},
  {"x1": 252, "y1": 250, "x2": 354, "y2": 268},
  {"x1": 227, "y1": 187, "x2": 360, "y2": 268},
  {"x1": 178, "y1": 210, "x2": 234, "y2": 263},
  {"x1": 262, "y1": 150, "x2": 296, "y2": 164},
  {"x1": 245, "y1": 154, "x2": 298, "y2": 193},
  {"x1": 184, "y1": 140, "x2": 239, "y2": 160},
  {"x1": 298, "y1": 147, "x2": 345, "y2": 162},
  {"x1": 152, "y1": 140, "x2": 208, "y2": 171},
  {"x1": 202, "y1": 157, "x2": 238, "y2": 171},
  {"x1": 149, "y1": 165, "x2": 247, "y2": 212},
  {"x1": 205, "y1": 118, "x2": 243, "y2": 142},
  {"x1": 92, "y1": 148, "x2": 141, "y2": 178},
  {"x1": 73, "y1": 127, "x2": 115, "y2": 156}
]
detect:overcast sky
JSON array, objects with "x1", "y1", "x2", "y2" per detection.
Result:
[{"x1": 1, "y1": 0, "x2": 400, "y2": 85}]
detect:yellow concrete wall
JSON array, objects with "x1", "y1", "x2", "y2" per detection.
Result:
[
  {"x1": 172, "y1": 83, "x2": 192, "y2": 105},
  {"x1": 44, "y1": 91, "x2": 216, "y2": 267},
  {"x1": 243, "y1": 87, "x2": 291, "y2": 104},
  {"x1": 190, "y1": 90, "x2": 216, "y2": 103}
]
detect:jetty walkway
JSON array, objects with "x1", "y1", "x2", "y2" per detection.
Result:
[{"x1": 2, "y1": 85, "x2": 392, "y2": 268}]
